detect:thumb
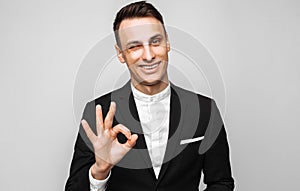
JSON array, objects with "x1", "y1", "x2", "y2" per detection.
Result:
[{"x1": 126, "y1": 134, "x2": 138, "y2": 148}]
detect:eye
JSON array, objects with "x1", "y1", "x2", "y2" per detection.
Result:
[
  {"x1": 151, "y1": 38, "x2": 162, "y2": 46},
  {"x1": 127, "y1": 44, "x2": 142, "y2": 51}
]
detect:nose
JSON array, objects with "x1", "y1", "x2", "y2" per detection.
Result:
[{"x1": 142, "y1": 44, "x2": 155, "y2": 63}]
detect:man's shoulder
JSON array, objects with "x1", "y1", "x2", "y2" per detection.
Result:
[
  {"x1": 94, "y1": 91, "x2": 113, "y2": 104},
  {"x1": 87, "y1": 82, "x2": 130, "y2": 107}
]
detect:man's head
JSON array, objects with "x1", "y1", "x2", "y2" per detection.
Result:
[
  {"x1": 113, "y1": 1, "x2": 170, "y2": 94},
  {"x1": 113, "y1": 1, "x2": 165, "y2": 43}
]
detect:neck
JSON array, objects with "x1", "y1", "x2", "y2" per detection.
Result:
[{"x1": 132, "y1": 80, "x2": 169, "y2": 95}]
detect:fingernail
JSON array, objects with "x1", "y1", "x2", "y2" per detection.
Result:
[{"x1": 81, "y1": 120, "x2": 86, "y2": 126}]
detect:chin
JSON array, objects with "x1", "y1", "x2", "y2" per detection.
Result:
[{"x1": 140, "y1": 79, "x2": 167, "y2": 86}]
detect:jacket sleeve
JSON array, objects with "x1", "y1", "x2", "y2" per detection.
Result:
[
  {"x1": 65, "y1": 101, "x2": 96, "y2": 191},
  {"x1": 202, "y1": 101, "x2": 235, "y2": 191}
]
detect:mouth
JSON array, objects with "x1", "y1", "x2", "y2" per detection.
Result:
[{"x1": 139, "y1": 61, "x2": 160, "y2": 70}]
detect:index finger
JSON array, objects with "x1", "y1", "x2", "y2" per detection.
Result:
[{"x1": 111, "y1": 124, "x2": 132, "y2": 140}]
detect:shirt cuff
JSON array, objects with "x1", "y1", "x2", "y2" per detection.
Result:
[{"x1": 89, "y1": 167, "x2": 111, "y2": 191}]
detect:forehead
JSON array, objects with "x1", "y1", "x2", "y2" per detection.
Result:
[{"x1": 118, "y1": 17, "x2": 165, "y2": 43}]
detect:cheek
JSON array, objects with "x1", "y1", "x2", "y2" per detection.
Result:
[
  {"x1": 130, "y1": 50, "x2": 144, "y2": 60},
  {"x1": 153, "y1": 46, "x2": 169, "y2": 58},
  {"x1": 124, "y1": 53, "x2": 140, "y2": 64}
]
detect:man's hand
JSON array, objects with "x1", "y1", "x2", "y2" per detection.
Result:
[{"x1": 81, "y1": 102, "x2": 138, "y2": 180}]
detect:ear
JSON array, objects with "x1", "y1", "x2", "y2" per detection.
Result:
[
  {"x1": 165, "y1": 32, "x2": 170, "y2": 52},
  {"x1": 115, "y1": 44, "x2": 126, "y2": 63}
]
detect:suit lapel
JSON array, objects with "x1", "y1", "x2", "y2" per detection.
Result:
[
  {"x1": 113, "y1": 81, "x2": 156, "y2": 178},
  {"x1": 157, "y1": 83, "x2": 201, "y2": 183}
]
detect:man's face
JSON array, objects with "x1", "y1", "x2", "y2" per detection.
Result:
[{"x1": 116, "y1": 17, "x2": 170, "y2": 88}]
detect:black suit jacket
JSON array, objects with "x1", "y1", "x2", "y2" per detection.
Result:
[{"x1": 65, "y1": 82, "x2": 234, "y2": 191}]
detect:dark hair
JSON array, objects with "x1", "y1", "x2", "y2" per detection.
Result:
[
  {"x1": 113, "y1": 1, "x2": 164, "y2": 31},
  {"x1": 113, "y1": 1, "x2": 165, "y2": 47}
]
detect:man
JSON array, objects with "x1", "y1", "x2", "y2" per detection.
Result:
[{"x1": 65, "y1": 1, "x2": 234, "y2": 191}]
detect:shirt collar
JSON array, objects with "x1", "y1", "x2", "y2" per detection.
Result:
[{"x1": 131, "y1": 83, "x2": 171, "y2": 102}]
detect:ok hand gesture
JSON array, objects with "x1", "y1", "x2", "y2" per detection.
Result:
[{"x1": 81, "y1": 102, "x2": 138, "y2": 180}]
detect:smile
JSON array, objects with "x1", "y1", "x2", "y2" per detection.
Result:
[{"x1": 140, "y1": 62, "x2": 160, "y2": 70}]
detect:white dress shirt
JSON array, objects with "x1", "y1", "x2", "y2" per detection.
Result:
[{"x1": 89, "y1": 83, "x2": 171, "y2": 191}]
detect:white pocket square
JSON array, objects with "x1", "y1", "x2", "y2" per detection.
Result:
[{"x1": 180, "y1": 136, "x2": 204, "y2": 145}]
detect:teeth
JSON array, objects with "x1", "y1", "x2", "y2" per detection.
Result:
[{"x1": 142, "y1": 63, "x2": 158, "y2": 69}]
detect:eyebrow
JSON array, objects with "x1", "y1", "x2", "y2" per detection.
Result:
[
  {"x1": 126, "y1": 40, "x2": 141, "y2": 47},
  {"x1": 125, "y1": 33, "x2": 164, "y2": 47},
  {"x1": 150, "y1": 34, "x2": 163, "y2": 41}
]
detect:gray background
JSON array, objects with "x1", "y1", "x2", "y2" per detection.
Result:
[{"x1": 1, "y1": 0, "x2": 299, "y2": 190}]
